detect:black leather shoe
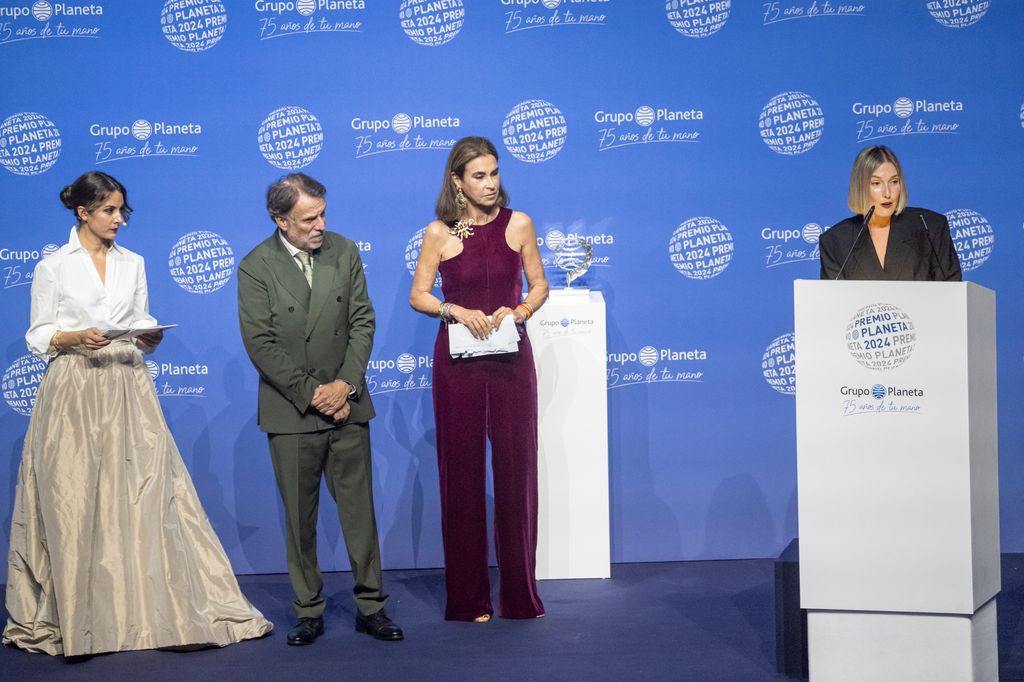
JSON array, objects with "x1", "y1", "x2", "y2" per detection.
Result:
[
  {"x1": 287, "y1": 616, "x2": 324, "y2": 646},
  {"x1": 356, "y1": 610, "x2": 404, "y2": 641}
]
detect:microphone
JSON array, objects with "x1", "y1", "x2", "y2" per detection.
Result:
[
  {"x1": 833, "y1": 206, "x2": 874, "y2": 280},
  {"x1": 919, "y1": 213, "x2": 943, "y2": 281}
]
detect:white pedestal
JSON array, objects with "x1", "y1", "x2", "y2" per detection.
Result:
[
  {"x1": 807, "y1": 600, "x2": 997, "y2": 682},
  {"x1": 794, "y1": 281, "x2": 999, "y2": 681},
  {"x1": 527, "y1": 289, "x2": 610, "y2": 580}
]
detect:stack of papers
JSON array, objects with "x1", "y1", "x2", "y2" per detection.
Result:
[
  {"x1": 448, "y1": 315, "x2": 520, "y2": 358},
  {"x1": 100, "y1": 324, "x2": 177, "y2": 341}
]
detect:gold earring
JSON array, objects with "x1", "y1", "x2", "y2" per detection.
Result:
[{"x1": 456, "y1": 186, "x2": 467, "y2": 210}]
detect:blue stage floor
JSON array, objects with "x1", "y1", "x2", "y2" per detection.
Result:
[{"x1": 4, "y1": 557, "x2": 1024, "y2": 680}]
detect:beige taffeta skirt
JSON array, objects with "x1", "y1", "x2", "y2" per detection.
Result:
[{"x1": 3, "y1": 342, "x2": 272, "y2": 656}]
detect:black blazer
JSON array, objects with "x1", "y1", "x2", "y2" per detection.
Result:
[{"x1": 818, "y1": 207, "x2": 962, "y2": 281}]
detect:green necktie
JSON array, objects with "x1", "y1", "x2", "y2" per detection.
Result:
[{"x1": 296, "y1": 251, "x2": 312, "y2": 288}]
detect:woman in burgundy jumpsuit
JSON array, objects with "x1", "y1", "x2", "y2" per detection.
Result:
[{"x1": 409, "y1": 137, "x2": 549, "y2": 621}]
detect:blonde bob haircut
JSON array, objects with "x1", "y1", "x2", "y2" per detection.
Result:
[
  {"x1": 847, "y1": 145, "x2": 907, "y2": 216},
  {"x1": 435, "y1": 136, "x2": 509, "y2": 223}
]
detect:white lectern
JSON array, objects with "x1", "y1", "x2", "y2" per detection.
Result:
[
  {"x1": 794, "y1": 280, "x2": 999, "y2": 681},
  {"x1": 527, "y1": 290, "x2": 610, "y2": 580}
]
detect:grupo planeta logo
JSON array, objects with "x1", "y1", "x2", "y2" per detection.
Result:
[
  {"x1": 926, "y1": 0, "x2": 989, "y2": 28},
  {"x1": 947, "y1": 208, "x2": 994, "y2": 272},
  {"x1": 3, "y1": 354, "x2": 48, "y2": 416},
  {"x1": 501, "y1": 99, "x2": 568, "y2": 164},
  {"x1": 255, "y1": 0, "x2": 365, "y2": 39},
  {"x1": 665, "y1": 0, "x2": 730, "y2": 38},
  {"x1": 366, "y1": 351, "x2": 432, "y2": 395},
  {"x1": 839, "y1": 382, "x2": 925, "y2": 416},
  {"x1": 759, "y1": 91, "x2": 824, "y2": 156},
  {"x1": 0, "y1": 1, "x2": 104, "y2": 44},
  {"x1": 606, "y1": 343, "x2": 707, "y2": 389},
  {"x1": 1, "y1": 242, "x2": 61, "y2": 290},
  {"x1": 762, "y1": 222, "x2": 822, "y2": 268},
  {"x1": 258, "y1": 106, "x2": 323, "y2": 170},
  {"x1": 845, "y1": 303, "x2": 916, "y2": 371},
  {"x1": 350, "y1": 110, "x2": 460, "y2": 159},
  {"x1": 852, "y1": 95, "x2": 964, "y2": 143},
  {"x1": 762, "y1": 333, "x2": 795, "y2": 395},
  {"x1": 399, "y1": 0, "x2": 464, "y2": 46},
  {"x1": 160, "y1": 0, "x2": 227, "y2": 52},
  {"x1": 0, "y1": 112, "x2": 61, "y2": 176},
  {"x1": 168, "y1": 230, "x2": 234, "y2": 294},
  {"x1": 669, "y1": 216, "x2": 734, "y2": 280}
]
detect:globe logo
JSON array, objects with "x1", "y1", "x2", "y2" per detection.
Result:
[
  {"x1": 845, "y1": 303, "x2": 916, "y2": 371},
  {"x1": 635, "y1": 106, "x2": 656, "y2": 127},
  {"x1": 0, "y1": 112, "x2": 62, "y2": 176},
  {"x1": 161, "y1": 0, "x2": 228, "y2": 53},
  {"x1": 758, "y1": 91, "x2": 824, "y2": 156},
  {"x1": 132, "y1": 119, "x2": 153, "y2": 141},
  {"x1": 638, "y1": 346, "x2": 659, "y2": 367},
  {"x1": 167, "y1": 230, "x2": 235, "y2": 294},
  {"x1": 297, "y1": 0, "x2": 316, "y2": 16},
  {"x1": 31, "y1": 0, "x2": 52, "y2": 22},
  {"x1": 666, "y1": 0, "x2": 730, "y2": 38},
  {"x1": 669, "y1": 216, "x2": 734, "y2": 280},
  {"x1": 41, "y1": 243, "x2": 60, "y2": 258},
  {"x1": 2, "y1": 354, "x2": 48, "y2": 417},
  {"x1": 928, "y1": 0, "x2": 990, "y2": 28},
  {"x1": 545, "y1": 230, "x2": 566, "y2": 251},
  {"x1": 400, "y1": 0, "x2": 465, "y2": 47},
  {"x1": 762, "y1": 333, "x2": 796, "y2": 395},
  {"x1": 146, "y1": 360, "x2": 160, "y2": 381},
  {"x1": 396, "y1": 353, "x2": 417, "y2": 374},
  {"x1": 392, "y1": 113, "x2": 413, "y2": 134},
  {"x1": 871, "y1": 384, "x2": 886, "y2": 400},
  {"x1": 946, "y1": 208, "x2": 995, "y2": 272},
  {"x1": 542, "y1": 0, "x2": 561, "y2": 8},
  {"x1": 802, "y1": 223, "x2": 821, "y2": 244},
  {"x1": 893, "y1": 97, "x2": 914, "y2": 119},
  {"x1": 258, "y1": 106, "x2": 324, "y2": 170},
  {"x1": 560, "y1": 318, "x2": 570, "y2": 328},
  {"x1": 502, "y1": 99, "x2": 568, "y2": 164},
  {"x1": 405, "y1": 227, "x2": 441, "y2": 288}
]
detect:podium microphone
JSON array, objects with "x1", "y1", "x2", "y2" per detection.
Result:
[
  {"x1": 834, "y1": 206, "x2": 874, "y2": 280},
  {"x1": 919, "y1": 213, "x2": 943, "y2": 281}
]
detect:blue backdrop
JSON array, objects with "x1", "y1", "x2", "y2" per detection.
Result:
[{"x1": 1, "y1": 0, "x2": 1021, "y2": 582}]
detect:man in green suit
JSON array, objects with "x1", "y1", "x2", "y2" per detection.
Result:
[{"x1": 238, "y1": 173, "x2": 403, "y2": 645}]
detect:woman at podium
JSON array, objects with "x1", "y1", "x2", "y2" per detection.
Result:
[
  {"x1": 3, "y1": 171, "x2": 271, "y2": 656},
  {"x1": 409, "y1": 136, "x2": 548, "y2": 622},
  {"x1": 819, "y1": 146, "x2": 962, "y2": 281}
]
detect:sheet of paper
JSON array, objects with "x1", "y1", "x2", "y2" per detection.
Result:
[
  {"x1": 100, "y1": 324, "x2": 177, "y2": 341},
  {"x1": 447, "y1": 315, "x2": 520, "y2": 358}
]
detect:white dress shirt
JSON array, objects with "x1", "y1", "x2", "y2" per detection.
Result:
[{"x1": 26, "y1": 226, "x2": 158, "y2": 358}]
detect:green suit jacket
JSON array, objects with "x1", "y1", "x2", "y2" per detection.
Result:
[{"x1": 237, "y1": 231, "x2": 375, "y2": 434}]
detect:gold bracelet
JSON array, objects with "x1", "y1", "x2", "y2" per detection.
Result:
[{"x1": 48, "y1": 329, "x2": 63, "y2": 355}]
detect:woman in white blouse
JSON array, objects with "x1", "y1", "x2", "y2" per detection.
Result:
[{"x1": 3, "y1": 172, "x2": 272, "y2": 656}]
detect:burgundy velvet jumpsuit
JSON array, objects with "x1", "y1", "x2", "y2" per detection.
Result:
[{"x1": 432, "y1": 207, "x2": 545, "y2": 620}]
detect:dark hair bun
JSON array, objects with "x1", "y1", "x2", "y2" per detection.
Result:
[{"x1": 59, "y1": 185, "x2": 75, "y2": 209}]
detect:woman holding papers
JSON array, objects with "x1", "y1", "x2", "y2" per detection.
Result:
[
  {"x1": 819, "y1": 145, "x2": 962, "y2": 281},
  {"x1": 409, "y1": 137, "x2": 548, "y2": 621},
  {"x1": 3, "y1": 172, "x2": 271, "y2": 656}
]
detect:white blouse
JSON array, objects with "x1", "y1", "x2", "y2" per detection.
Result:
[{"x1": 26, "y1": 226, "x2": 158, "y2": 358}]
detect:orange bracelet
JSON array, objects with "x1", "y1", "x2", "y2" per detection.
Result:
[{"x1": 515, "y1": 304, "x2": 532, "y2": 320}]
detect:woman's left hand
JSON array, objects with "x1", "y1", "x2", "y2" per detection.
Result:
[
  {"x1": 137, "y1": 329, "x2": 164, "y2": 348},
  {"x1": 491, "y1": 306, "x2": 522, "y2": 329}
]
